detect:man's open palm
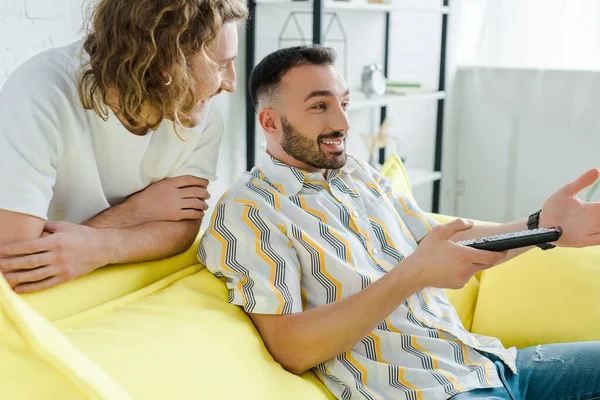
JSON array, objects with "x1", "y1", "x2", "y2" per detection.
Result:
[{"x1": 541, "y1": 168, "x2": 600, "y2": 248}]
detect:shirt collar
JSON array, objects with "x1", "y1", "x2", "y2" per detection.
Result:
[{"x1": 255, "y1": 147, "x2": 359, "y2": 196}]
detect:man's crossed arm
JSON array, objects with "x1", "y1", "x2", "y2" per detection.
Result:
[{"x1": 0, "y1": 175, "x2": 209, "y2": 293}]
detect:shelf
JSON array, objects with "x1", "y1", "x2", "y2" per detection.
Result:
[
  {"x1": 255, "y1": 0, "x2": 450, "y2": 14},
  {"x1": 350, "y1": 91, "x2": 445, "y2": 110},
  {"x1": 405, "y1": 168, "x2": 442, "y2": 187}
]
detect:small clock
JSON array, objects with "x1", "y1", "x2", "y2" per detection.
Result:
[{"x1": 361, "y1": 64, "x2": 387, "y2": 98}]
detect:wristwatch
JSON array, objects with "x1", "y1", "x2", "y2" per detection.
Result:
[{"x1": 527, "y1": 209, "x2": 556, "y2": 250}]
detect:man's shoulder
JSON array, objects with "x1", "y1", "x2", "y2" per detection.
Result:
[
  {"x1": 215, "y1": 170, "x2": 287, "y2": 211},
  {"x1": 7, "y1": 41, "x2": 82, "y2": 86},
  {"x1": 1, "y1": 41, "x2": 83, "y2": 113}
]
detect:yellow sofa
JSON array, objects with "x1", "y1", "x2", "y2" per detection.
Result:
[{"x1": 2, "y1": 155, "x2": 600, "y2": 399}]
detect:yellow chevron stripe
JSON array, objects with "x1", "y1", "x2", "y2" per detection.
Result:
[
  {"x1": 368, "y1": 215, "x2": 405, "y2": 260},
  {"x1": 300, "y1": 231, "x2": 342, "y2": 301},
  {"x1": 257, "y1": 171, "x2": 287, "y2": 195},
  {"x1": 367, "y1": 333, "x2": 389, "y2": 364},
  {"x1": 299, "y1": 197, "x2": 329, "y2": 223},
  {"x1": 211, "y1": 206, "x2": 247, "y2": 305},
  {"x1": 332, "y1": 195, "x2": 373, "y2": 252},
  {"x1": 365, "y1": 183, "x2": 383, "y2": 196},
  {"x1": 276, "y1": 224, "x2": 293, "y2": 248},
  {"x1": 234, "y1": 199, "x2": 259, "y2": 209},
  {"x1": 410, "y1": 336, "x2": 465, "y2": 392},
  {"x1": 299, "y1": 198, "x2": 354, "y2": 266},
  {"x1": 300, "y1": 287, "x2": 308, "y2": 310},
  {"x1": 385, "y1": 317, "x2": 403, "y2": 333},
  {"x1": 241, "y1": 205, "x2": 286, "y2": 314},
  {"x1": 398, "y1": 197, "x2": 434, "y2": 232},
  {"x1": 345, "y1": 351, "x2": 383, "y2": 400},
  {"x1": 421, "y1": 289, "x2": 453, "y2": 320},
  {"x1": 437, "y1": 331, "x2": 493, "y2": 386},
  {"x1": 398, "y1": 368, "x2": 423, "y2": 399}
]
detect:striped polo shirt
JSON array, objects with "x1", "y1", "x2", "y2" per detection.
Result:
[{"x1": 198, "y1": 150, "x2": 517, "y2": 400}]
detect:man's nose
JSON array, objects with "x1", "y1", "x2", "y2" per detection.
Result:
[
  {"x1": 221, "y1": 65, "x2": 237, "y2": 93},
  {"x1": 331, "y1": 106, "x2": 350, "y2": 133}
]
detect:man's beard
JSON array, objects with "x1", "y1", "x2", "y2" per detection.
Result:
[{"x1": 280, "y1": 117, "x2": 347, "y2": 170}]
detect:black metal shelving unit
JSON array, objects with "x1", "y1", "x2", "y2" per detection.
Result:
[{"x1": 245, "y1": 0, "x2": 450, "y2": 213}]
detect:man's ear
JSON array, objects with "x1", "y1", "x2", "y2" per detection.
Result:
[{"x1": 258, "y1": 107, "x2": 280, "y2": 136}]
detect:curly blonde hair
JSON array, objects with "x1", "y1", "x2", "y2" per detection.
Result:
[{"x1": 78, "y1": 0, "x2": 248, "y2": 132}]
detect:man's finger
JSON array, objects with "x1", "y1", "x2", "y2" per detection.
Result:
[
  {"x1": 179, "y1": 209, "x2": 204, "y2": 220},
  {"x1": 3, "y1": 266, "x2": 57, "y2": 288},
  {"x1": 171, "y1": 175, "x2": 209, "y2": 188},
  {"x1": 180, "y1": 187, "x2": 210, "y2": 200},
  {"x1": 0, "y1": 252, "x2": 53, "y2": 271},
  {"x1": 562, "y1": 168, "x2": 600, "y2": 197},
  {"x1": 182, "y1": 199, "x2": 209, "y2": 211},
  {"x1": 432, "y1": 219, "x2": 474, "y2": 240},
  {"x1": 14, "y1": 275, "x2": 65, "y2": 294},
  {"x1": 0, "y1": 236, "x2": 55, "y2": 257}
]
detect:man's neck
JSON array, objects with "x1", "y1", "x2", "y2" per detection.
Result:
[{"x1": 265, "y1": 147, "x2": 327, "y2": 177}]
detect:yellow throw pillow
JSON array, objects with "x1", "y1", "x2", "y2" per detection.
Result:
[
  {"x1": 472, "y1": 246, "x2": 600, "y2": 349},
  {"x1": 0, "y1": 274, "x2": 130, "y2": 400},
  {"x1": 379, "y1": 153, "x2": 416, "y2": 202}
]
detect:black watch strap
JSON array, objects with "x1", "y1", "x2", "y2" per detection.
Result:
[{"x1": 528, "y1": 210, "x2": 556, "y2": 250}]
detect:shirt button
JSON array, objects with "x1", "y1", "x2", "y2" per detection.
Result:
[
  {"x1": 372, "y1": 248, "x2": 380, "y2": 255},
  {"x1": 352, "y1": 210, "x2": 360, "y2": 218}
]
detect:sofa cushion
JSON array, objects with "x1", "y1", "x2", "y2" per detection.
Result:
[
  {"x1": 472, "y1": 246, "x2": 600, "y2": 349},
  {"x1": 61, "y1": 267, "x2": 335, "y2": 400},
  {"x1": 21, "y1": 238, "x2": 200, "y2": 323},
  {"x1": 0, "y1": 273, "x2": 129, "y2": 399}
]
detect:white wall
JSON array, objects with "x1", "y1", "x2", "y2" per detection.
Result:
[
  {"x1": 0, "y1": 0, "x2": 85, "y2": 87},
  {"x1": 1, "y1": 0, "x2": 446, "y2": 222}
]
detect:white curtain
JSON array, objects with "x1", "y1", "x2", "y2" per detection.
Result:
[
  {"x1": 450, "y1": 0, "x2": 600, "y2": 129},
  {"x1": 455, "y1": 0, "x2": 600, "y2": 69},
  {"x1": 446, "y1": 0, "x2": 600, "y2": 217}
]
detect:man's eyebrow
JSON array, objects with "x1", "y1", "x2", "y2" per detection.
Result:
[{"x1": 303, "y1": 89, "x2": 350, "y2": 102}]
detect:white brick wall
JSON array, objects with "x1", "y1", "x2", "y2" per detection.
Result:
[{"x1": 0, "y1": 0, "x2": 85, "y2": 88}]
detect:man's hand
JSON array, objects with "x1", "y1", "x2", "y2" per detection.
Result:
[
  {"x1": 540, "y1": 168, "x2": 600, "y2": 248},
  {"x1": 410, "y1": 219, "x2": 507, "y2": 289},
  {"x1": 0, "y1": 222, "x2": 114, "y2": 293},
  {"x1": 126, "y1": 175, "x2": 211, "y2": 225}
]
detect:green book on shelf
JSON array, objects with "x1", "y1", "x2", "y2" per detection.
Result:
[{"x1": 386, "y1": 80, "x2": 422, "y2": 88}]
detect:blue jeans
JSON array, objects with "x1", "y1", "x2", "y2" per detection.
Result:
[{"x1": 451, "y1": 342, "x2": 600, "y2": 400}]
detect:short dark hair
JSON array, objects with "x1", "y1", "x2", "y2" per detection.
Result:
[{"x1": 249, "y1": 45, "x2": 337, "y2": 110}]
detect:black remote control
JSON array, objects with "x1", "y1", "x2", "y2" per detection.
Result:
[{"x1": 456, "y1": 227, "x2": 563, "y2": 252}]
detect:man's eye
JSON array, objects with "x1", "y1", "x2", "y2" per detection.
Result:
[
  {"x1": 342, "y1": 101, "x2": 349, "y2": 109},
  {"x1": 314, "y1": 104, "x2": 326, "y2": 110}
]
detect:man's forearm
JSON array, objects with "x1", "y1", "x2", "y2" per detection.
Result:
[
  {"x1": 251, "y1": 257, "x2": 426, "y2": 375},
  {"x1": 99, "y1": 220, "x2": 201, "y2": 265},
  {"x1": 82, "y1": 202, "x2": 144, "y2": 229}
]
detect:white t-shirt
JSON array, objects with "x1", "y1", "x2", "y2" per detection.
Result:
[{"x1": 0, "y1": 41, "x2": 224, "y2": 223}]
